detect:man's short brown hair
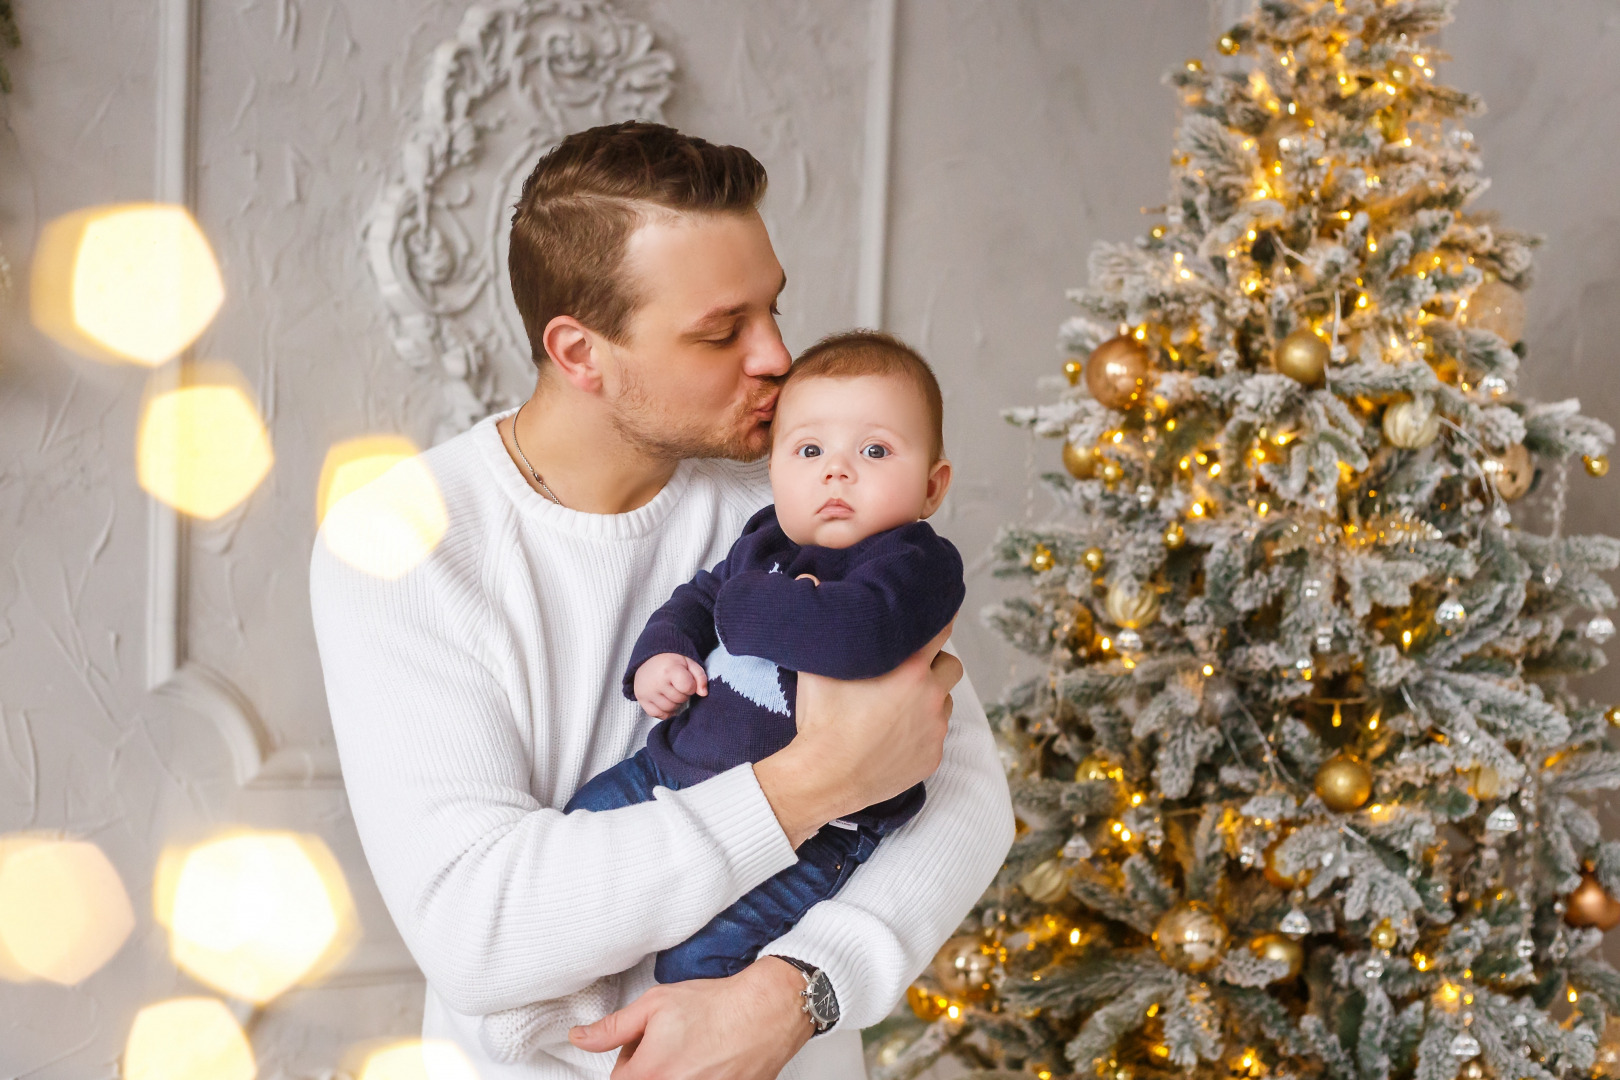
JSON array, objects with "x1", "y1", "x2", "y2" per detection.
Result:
[
  {"x1": 785, "y1": 330, "x2": 946, "y2": 461},
  {"x1": 508, "y1": 122, "x2": 768, "y2": 362}
]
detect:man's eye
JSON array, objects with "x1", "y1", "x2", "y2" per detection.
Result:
[
  {"x1": 706, "y1": 328, "x2": 740, "y2": 346},
  {"x1": 861, "y1": 444, "x2": 889, "y2": 459},
  {"x1": 797, "y1": 444, "x2": 822, "y2": 459}
]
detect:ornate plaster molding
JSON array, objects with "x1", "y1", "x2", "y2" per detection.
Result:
[{"x1": 365, "y1": 0, "x2": 676, "y2": 443}]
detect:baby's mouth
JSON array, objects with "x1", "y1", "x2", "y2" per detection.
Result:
[{"x1": 817, "y1": 498, "x2": 854, "y2": 518}]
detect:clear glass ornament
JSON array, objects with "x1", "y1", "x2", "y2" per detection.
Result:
[
  {"x1": 1450, "y1": 1033, "x2": 1481, "y2": 1059},
  {"x1": 1062, "y1": 834, "x2": 1093, "y2": 861},
  {"x1": 1314, "y1": 626, "x2": 1334, "y2": 652},
  {"x1": 1514, "y1": 937, "x2": 1535, "y2": 959},
  {"x1": 1436, "y1": 598, "x2": 1467, "y2": 626},
  {"x1": 1542, "y1": 564, "x2": 1563, "y2": 587},
  {"x1": 1303, "y1": 578, "x2": 1324, "y2": 599},
  {"x1": 1116, "y1": 628, "x2": 1143, "y2": 651},
  {"x1": 1280, "y1": 907, "x2": 1311, "y2": 935},
  {"x1": 1492, "y1": 504, "x2": 1513, "y2": 526},
  {"x1": 1362, "y1": 956, "x2": 1385, "y2": 980},
  {"x1": 1485, "y1": 805, "x2": 1521, "y2": 833},
  {"x1": 1136, "y1": 484, "x2": 1155, "y2": 507},
  {"x1": 1586, "y1": 615, "x2": 1616, "y2": 644},
  {"x1": 1480, "y1": 375, "x2": 1508, "y2": 397}
]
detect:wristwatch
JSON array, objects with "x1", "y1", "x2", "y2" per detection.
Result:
[{"x1": 777, "y1": 956, "x2": 839, "y2": 1034}]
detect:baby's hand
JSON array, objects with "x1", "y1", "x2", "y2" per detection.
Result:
[{"x1": 634, "y1": 652, "x2": 710, "y2": 720}]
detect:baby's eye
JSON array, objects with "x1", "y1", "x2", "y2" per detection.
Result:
[
  {"x1": 797, "y1": 444, "x2": 822, "y2": 459},
  {"x1": 861, "y1": 444, "x2": 889, "y2": 460}
]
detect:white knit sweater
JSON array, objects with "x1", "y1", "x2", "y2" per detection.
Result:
[{"x1": 309, "y1": 409, "x2": 1014, "y2": 1079}]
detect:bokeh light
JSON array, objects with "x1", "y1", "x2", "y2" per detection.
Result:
[
  {"x1": 124, "y1": 998, "x2": 256, "y2": 1080},
  {"x1": 318, "y1": 436, "x2": 448, "y2": 579},
  {"x1": 357, "y1": 1040, "x2": 480, "y2": 1080},
  {"x1": 0, "y1": 834, "x2": 134, "y2": 984},
  {"x1": 137, "y1": 366, "x2": 273, "y2": 520},
  {"x1": 32, "y1": 203, "x2": 224, "y2": 366},
  {"x1": 155, "y1": 830, "x2": 357, "y2": 1005}
]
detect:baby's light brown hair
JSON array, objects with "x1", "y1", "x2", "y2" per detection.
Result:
[{"x1": 781, "y1": 330, "x2": 946, "y2": 461}]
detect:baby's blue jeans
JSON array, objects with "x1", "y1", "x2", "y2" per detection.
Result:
[{"x1": 565, "y1": 748, "x2": 882, "y2": 982}]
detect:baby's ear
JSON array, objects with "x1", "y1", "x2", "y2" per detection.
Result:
[{"x1": 920, "y1": 458, "x2": 953, "y2": 519}]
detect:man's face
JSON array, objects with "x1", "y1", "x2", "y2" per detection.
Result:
[{"x1": 593, "y1": 209, "x2": 791, "y2": 462}]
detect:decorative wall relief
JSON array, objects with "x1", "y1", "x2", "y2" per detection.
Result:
[{"x1": 365, "y1": 0, "x2": 676, "y2": 443}]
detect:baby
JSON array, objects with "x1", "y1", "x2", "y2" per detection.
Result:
[{"x1": 565, "y1": 328, "x2": 964, "y2": 984}]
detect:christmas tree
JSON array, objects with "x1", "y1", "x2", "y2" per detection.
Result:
[{"x1": 866, "y1": 2, "x2": 1620, "y2": 1078}]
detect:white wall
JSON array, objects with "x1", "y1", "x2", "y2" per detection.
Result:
[{"x1": 1, "y1": 1, "x2": 1617, "y2": 1076}]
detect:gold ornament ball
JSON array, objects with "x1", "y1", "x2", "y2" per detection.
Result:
[
  {"x1": 1081, "y1": 547, "x2": 1107, "y2": 573},
  {"x1": 1105, "y1": 580, "x2": 1160, "y2": 630},
  {"x1": 1382, "y1": 396, "x2": 1441, "y2": 450},
  {"x1": 1586, "y1": 454, "x2": 1611, "y2": 478},
  {"x1": 1314, "y1": 755, "x2": 1373, "y2": 812},
  {"x1": 1063, "y1": 440, "x2": 1099, "y2": 479},
  {"x1": 1099, "y1": 459, "x2": 1125, "y2": 485},
  {"x1": 1063, "y1": 358, "x2": 1084, "y2": 386},
  {"x1": 1218, "y1": 33, "x2": 1240, "y2": 55},
  {"x1": 1163, "y1": 522, "x2": 1187, "y2": 550},
  {"x1": 1273, "y1": 328, "x2": 1330, "y2": 387},
  {"x1": 1262, "y1": 836, "x2": 1310, "y2": 890},
  {"x1": 1564, "y1": 872, "x2": 1620, "y2": 931},
  {"x1": 1607, "y1": 706, "x2": 1620, "y2": 729},
  {"x1": 1470, "y1": 764, "x2": 1502, "y2": 801},
  {"x1": 905, "y1": 984, "x2": 948, "y2": 1021},
  {"x1": 1461, "y1": 1062, "x2": 1485, "y2": 1080},
  {"x1": 1085, "y1": 335, "x2": 1155, "y2": 411},
  {"x1": 1369, "y1": 918, "x2": 1398, "y2": 951},
  {"x1": 1058, "y1": 604, "x2": 1095, "y2": 654},
  {"x1": 1484, "y1": 442, "x2": 1533, "y2": 501},
  {"x1": 932, "y1": 934, "x2": 997, "y2": 1000},
  {"x1": 1030, "y1": 543, "x2": 1056, "y2": 573},
  {"x1": 1018, "y1": 858, "x2": 1071, "y2": 905},
  {"x1": 1152, "y1": 900, "x2": 1229, "y2": 972},
  {"x1": 1249, "y1": 932, "x2": 1304, "y2": 980},
  {"x1": 1465, "y1": 280, "x2": 1528, "y2": 344}
]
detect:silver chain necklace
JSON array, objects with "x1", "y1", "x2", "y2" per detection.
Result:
[{"x1": 511, "y1": 401, "x2": 565, "y2": 507}]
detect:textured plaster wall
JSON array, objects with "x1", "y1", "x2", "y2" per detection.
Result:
[{"x1": 0, "y1": 2, "x2": 1617, "y2": 1077}]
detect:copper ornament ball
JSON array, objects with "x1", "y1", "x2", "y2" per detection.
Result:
[
  {"x1": 1063, "y1": 440, "x2": 1099, "y2": 479},
  {"x1": 1249, "y1": 932, "x2": 1304, "y2": 980},
  {"x1": 1314, "y1": 755, "x2": 1373, "y2": 812},
  {"x1": 1153, "y1": 900, "x2": 1229, "y2": 972},
  {"x1": 1274, "y1": 328, "x2": 1330, "y2": 387},
  {"x1": 1465, "y1": 280, "x2": 1528, "y2": 344},
  {"x1": 1564, "y1": 872, "x2": 1620, "y2": 931},
  {"x1": 1085, "y1": 335, "x2": 1155, "y2": 411}
]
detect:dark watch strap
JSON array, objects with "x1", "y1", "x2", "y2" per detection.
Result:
[{"x1": 777, "y1": 956, "x2": 839, "y2": 1033}]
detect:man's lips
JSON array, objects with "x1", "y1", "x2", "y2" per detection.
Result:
[
  {"x1": 817, "y1": 498, "x2": 854, "y2": 518},
  {"x1": 751, "y1": 393, "x2": 779, "y2": 419}
]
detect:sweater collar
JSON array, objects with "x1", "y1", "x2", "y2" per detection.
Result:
[{"x1": 474, "y1": 407, "x2": 696, "y2": 541}]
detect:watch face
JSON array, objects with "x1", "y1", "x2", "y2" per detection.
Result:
[{"x1": 808, "y1": 972, "x2": 839, "y2": 1023}]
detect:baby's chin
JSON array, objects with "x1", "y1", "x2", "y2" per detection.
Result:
[{"x1": 780, "y1": 513, "x2": 902, "y2": 549}]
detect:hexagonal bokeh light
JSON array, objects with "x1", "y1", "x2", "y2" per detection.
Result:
[
  {"x1": 32, "y1": 203, "x2": 225, "y2": 366},
  {"x1": 155, "y1": 831, "x2": 357, "y2": 1005},
  {"x1": 124, "y1": 998, "x2": 256, "y2": 1080},
  {"x1": 357, "y1": 1040, "x2": 481, "y2": 1080},
  {"x1": 0, "y1": 834, "x2": 135, "y2": 984},
  {"x1": 318, "y1": 436, "x2": 449, "y2": 579},
  {"x1": 136, "y1": 366, "x2": 274, "y2": 520}
]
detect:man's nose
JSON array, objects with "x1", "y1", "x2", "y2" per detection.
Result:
[{"x1": 743, "y1": 325, "x2": 792, "y2": 379}]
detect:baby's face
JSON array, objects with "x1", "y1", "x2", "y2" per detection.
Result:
[{"x1": 769, "y1": 373, "x2": 951, "y2": 548}]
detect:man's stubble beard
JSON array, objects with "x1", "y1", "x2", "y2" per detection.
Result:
[{"x1": 608, "y1": 364, "x2": 777, "y2": 464}]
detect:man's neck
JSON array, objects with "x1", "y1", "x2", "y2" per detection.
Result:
[{"x1": 497, "y1": 380, "x2": 679, "y2": 515}]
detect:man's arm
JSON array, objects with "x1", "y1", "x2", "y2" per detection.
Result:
[
  {"x1": 760, "y1": 662, "x2": 1014, "y2": 1029},
  {"x1": 309, "y1": 541, "x2": 798, "y2": 1015}
]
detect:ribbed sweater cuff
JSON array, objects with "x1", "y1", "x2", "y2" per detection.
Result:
[
  {"x1": 658, "y1": 763, "x2": 796, "y2": 890},
  {"x1": 762, "y1": 904, "x2": 895, "y2": 1031}
]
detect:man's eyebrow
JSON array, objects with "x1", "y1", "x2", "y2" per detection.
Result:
[{"x1": 685, "y1": 273, "x2": 789, "y2": 332}]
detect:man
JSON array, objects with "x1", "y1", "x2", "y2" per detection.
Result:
[{"x1": 311, "y1": 122, "x2": 1013, "y2": 1079}]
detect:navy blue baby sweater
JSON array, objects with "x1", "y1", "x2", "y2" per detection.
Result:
[{"x1": 624, "y1": 505, "x2": 966, "y2": 833}]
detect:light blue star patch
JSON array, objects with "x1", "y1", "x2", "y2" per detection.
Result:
[{"x1": 706, "y1": 640, "x2": 790, "y2": 716}]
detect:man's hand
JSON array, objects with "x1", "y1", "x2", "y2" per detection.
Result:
[
  {"x1": 568, "y1": 957, "x2": 811, "y2": 1079},
  {"x1": 755, "y1": 620, "x2": 962, "y2": 848},
  {"x1": 633, "y1": 652, "x2": 710, "y2": 720}
]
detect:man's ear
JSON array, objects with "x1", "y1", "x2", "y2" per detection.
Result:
[
  {"x1": 920, "y1": 458, "x2": 953, "y2": 519},
  {"x1": 541, "y1": 315, "x2": 604, "y2": 393}
]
